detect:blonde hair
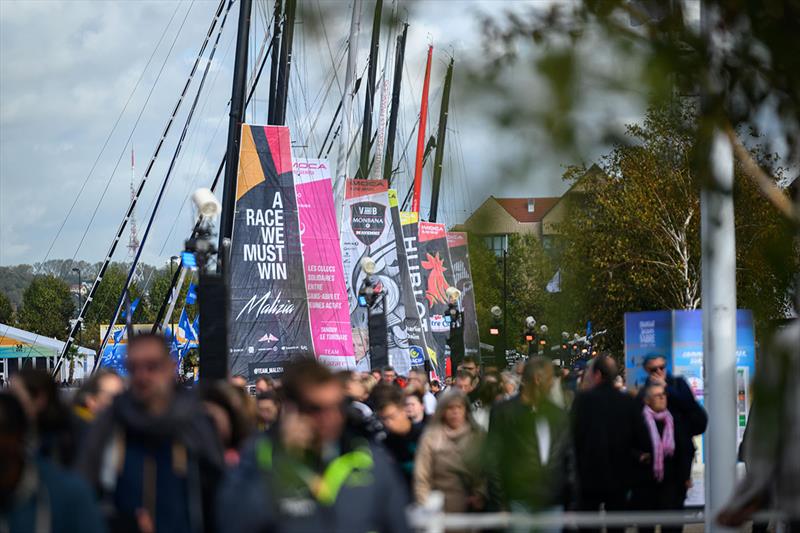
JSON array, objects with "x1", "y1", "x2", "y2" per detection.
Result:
[{"x1": 361, "y1": 373, "x2": 378, "y2": 394}]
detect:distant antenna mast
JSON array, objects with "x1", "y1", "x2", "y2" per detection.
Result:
[{"x1": 128, "y1": 146, "x2": 143, "y2": 282}]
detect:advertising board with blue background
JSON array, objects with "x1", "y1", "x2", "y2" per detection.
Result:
[{"x1": 624, "y1": 309, "x2": 756, "y2": 450}]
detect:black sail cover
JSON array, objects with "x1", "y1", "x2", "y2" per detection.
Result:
[
  {"x1": 228, "y1": 124, "x2": 313, "y2": 379},
  {"x1": 401, "y1": 216, "x2": 455, "y2": 379},
  {"x1": 389, "y1": 191, "x2": 433, "y2": 371},
  {"x1": 447, "y1": 232, "x2": 481, "y2": 359}
]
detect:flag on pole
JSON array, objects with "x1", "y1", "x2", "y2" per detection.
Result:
[
  {"x1": 546, "y1": 269, "x2": 562, "y2": 293},
  {"x1": 185, "y1": 282, "x2": 197, "y2": 305},
  {"x1": 179, "y1": 309, "x2": 197, "y2": 342}
]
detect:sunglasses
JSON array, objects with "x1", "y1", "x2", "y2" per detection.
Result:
[{"x1": 646, "y1": 365, "x2": 666, "y2": 373}]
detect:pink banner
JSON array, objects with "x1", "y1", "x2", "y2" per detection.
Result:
[{"x1": 294, "y1": 158, "x2": 355, "y2": 368}]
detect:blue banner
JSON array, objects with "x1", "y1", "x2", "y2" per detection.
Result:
[{"x1": 623, "y1": 311, "x2": 672, "y2": 389}]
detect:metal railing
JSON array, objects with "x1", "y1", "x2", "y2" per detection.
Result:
[{"x1": 408, "y1": 492, "x2": 784, "y2": 532}]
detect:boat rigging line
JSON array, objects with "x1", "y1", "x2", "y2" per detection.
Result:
[
  {"x1": 54, "y1": 0, "x2": 232, "y2": 373},
  {"x1": 92, "y1": 0, "x2": 239, "y2": 368}
]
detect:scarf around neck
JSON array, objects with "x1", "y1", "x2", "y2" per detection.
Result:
[{"x1": 643, "y1": 405, "x2": 675, "y2": 482}]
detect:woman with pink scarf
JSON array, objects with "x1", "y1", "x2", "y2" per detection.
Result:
[{"x1": 631, "y1": 383, "x2": 683, "y2": 533}]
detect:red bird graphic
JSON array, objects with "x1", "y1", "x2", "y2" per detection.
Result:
[{"x1": 421, "y1": 252, "x2": 449, "y2": 307}]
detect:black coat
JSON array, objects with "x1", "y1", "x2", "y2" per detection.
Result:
[
  {"x1": 571, "y1": 382, "x2": 650, "y2": 498},
  {"x1": 485, "y1": 395, "x2": 574, "y2": 510},
  {"x1": 636, "y1": 375, "x2": 707, "y2": 483}
]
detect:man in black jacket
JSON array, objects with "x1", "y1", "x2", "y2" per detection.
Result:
[
  {"x1": 635, "y1": 355, "x2": 707, "y2": 514},
  {"x1": 485, "y1": 356, "x2": 574, "y2": 529},
  {"x1": 217, "y1": 359, "x2": 409, "y2": 533},
  {"x1": 571, "y1": 355, "x2": 649, "y2": 533},
  {"x1": 78, "y1": 333, "x2": 223, "y2": 533}
]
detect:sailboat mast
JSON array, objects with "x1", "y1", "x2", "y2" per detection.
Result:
[
  {"x1": 218, "y1": 0, "x2": 253, "y2": 263},
  {"x1": 371, "y1": 1, "x2": 397, "y2": 179},
  {"x1": 273, "y1": 0, "x2": 296, "y2": 125},
  {"x1": 334, "y1": 0, "x2": 362, "y2": 227},
  {"x1": 357, "y1": 0, "x2": 383, "y2": 178},
  {"x1": 428, "y1": 57, "x2": 453, "y2": 223},
  {"x1": 267, "y1": 0, "x2": 282, "y2": 123},
  {"x1": 411, "y1": 44, "x2": 433, "y2": 214},
  {"x1": 382, "y1": 23, "x2": 407, "y2": 184}
]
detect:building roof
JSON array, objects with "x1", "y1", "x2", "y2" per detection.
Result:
[
  {"x1": 494, "y1": 197, "x2": 561, "y2": 223},
  {"x1": 0, "y1": 322, "x2": 95, "y2": 357}
]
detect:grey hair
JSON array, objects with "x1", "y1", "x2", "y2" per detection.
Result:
[{"x1": 430, "y1": 389, "x2": 479, "y2": 430}]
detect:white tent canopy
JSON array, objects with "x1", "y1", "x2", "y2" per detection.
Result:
[{"x1": 0, "y1": 322, "x2": 96, "y2": 382}]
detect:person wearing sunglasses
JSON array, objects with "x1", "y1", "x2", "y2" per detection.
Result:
[
  {"x1": 218, "y1": 358, "x2": 410, "y2": 533},
  {"x1": 635, "y1": 355, "x2": 707, "y2": 520},
  {"x1": 78, "y1": 333, "x2": 223, "y2": 533}
]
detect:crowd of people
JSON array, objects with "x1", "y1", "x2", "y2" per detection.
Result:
[{"x1": 0, "y1": 330, "x2": 792, "y2": 532}]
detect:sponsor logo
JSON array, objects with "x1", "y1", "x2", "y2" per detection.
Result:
[
  {"x1": 421, "y1": 252, "x2": 449, "y2": 307},
  {"x1": 292, "y1": 161, "x2": 328, "y2": 170},
  {"x1": 429, "y1": 314, "x2": 450, "y2": 333},
  {"x1": 236, "y1": 291, "x2": 296, "y2": 321},
  {"x1": 350, "y1": 202, "x2": 386, "y2": 246},
  {"x1": 409, "y1": 345, "x2": 425, "y2": 365},
  {"x1": 258, "y1": 332, "x2": 279, "y2": 343}
]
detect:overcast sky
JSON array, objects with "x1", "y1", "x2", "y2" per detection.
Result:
[{"x1": 0, "y1": 0, "x2": 643, "y2": 268}]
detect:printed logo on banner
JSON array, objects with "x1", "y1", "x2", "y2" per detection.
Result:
[
  {"x1": 429, "y1": 314, "x2": 450, "y2": 333},
  {"x1": 409, "y1": 346, "x2": 425, "y2": 366},
  {"x1": 248, "y1": 362, "x2": 291, "y2": 377},
  {"x1": 421, "y1": 252, "x2": 449, "y2": 306},
  {"x1": 350, "y1": 202, "x2": 386, "y2": 245}
]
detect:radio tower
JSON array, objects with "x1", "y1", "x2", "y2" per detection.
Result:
[{"x1": 128, "y1": 146, "x2": 143, "y2": 282}]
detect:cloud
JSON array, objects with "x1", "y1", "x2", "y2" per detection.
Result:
[{"x1": 1, "y1": 0, "x2": 643, "y2": 268}]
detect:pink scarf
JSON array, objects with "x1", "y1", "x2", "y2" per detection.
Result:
[{"x1": 643, "y1": 406, "x2": 675, "y2": 482}]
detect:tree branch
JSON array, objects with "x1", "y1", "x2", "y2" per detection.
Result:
[{"x1": 725, "y1": 125, "x2": 797, "y2": 222}]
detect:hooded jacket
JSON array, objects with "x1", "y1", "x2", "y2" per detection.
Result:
[{"x1": 78, "y1": 388, "x2": 223, "y2": 533}]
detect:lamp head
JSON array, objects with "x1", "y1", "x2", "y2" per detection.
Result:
[
  {"x1": 539, "y1": 324, "x2": 548, "y2": 334},
  {"x1": 561, "y1": 331, "x2": 569, "y2": 340},
  {"x1": 360, "y1": 256, "x2": 376, "y2": 275},
  {"x1": 525, "y1": 316, "x2": 536, "y2": 329},
  {"x1": 490, "y1": 306, "x2": 502, "y2": 319},
  {"x1": 191, "y1": 188, "x2": 221, "y2": 218}
]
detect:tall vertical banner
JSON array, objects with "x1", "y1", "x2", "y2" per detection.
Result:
[
  {"x1": 340, "y1": 180, "x2": 410, "y2": 371},
  {"x1": 400, "y1": 212, "x2": 439, "y2": 374},
  {"x1": 294, "y1": 158, "x2": 356, "y2": 370},
  {"x1": 447, "y1": 232, "x2": 481, "y2": 358},
  {"x1": 228, "y1": 125, "x2": 313, "y2": 379},
  {"x1": 389, "y1": 191, "x2": 430, "y2": 372},
  {"x1": 416, "y1": 221, "x2": 457, "y2": 378}
]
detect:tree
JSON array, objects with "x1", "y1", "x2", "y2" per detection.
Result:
[
  {"x1": 555, "y1": 105, "x2": 797, "y2": 349},
  {"x1": 478, "y1": 1, "x2": 800, "y2": 222},
  {"x1": 0, "y1": 291, "x2": 14, "y2": 324},
  {"x1": 82, "y1": 264, "x2": 128, "y2": 350},
  {"x1": 0, "y1": 264, "x2": 34, "y2": 308},
  {"x1": 504, "y1": 233, "x2": 554, "y2": 348},
  {"x1": 466, "y1": 233, "x2": 502, "y2": 339},
  {"x1": 18, "y1": 275, "x2": 74, "y2": 340}
]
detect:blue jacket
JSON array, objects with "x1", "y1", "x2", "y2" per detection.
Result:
[{"x1": 2, "y1": 458, "x2": 106, "y2": 533}]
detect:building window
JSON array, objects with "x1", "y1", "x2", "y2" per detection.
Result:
[
  {"x1": 527, "y1": 199, "x2": 535, "y2": 213},
  {"x1": 483, "y1": 234, "x2": 508, "y2": 257}
]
